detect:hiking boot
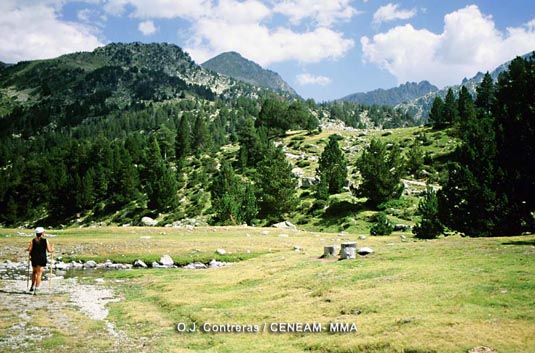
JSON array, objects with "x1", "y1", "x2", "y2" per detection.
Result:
[
  {"x1": 33, "y1": 288, "x2": 38, "y2": 295},
  {"x1": 29, "y1": 286, "x2": 34, "y2": 292}
]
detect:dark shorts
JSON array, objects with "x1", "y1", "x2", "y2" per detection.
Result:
[{"x1": 31, "y1": 257, "x2": 47, "y2": 267}]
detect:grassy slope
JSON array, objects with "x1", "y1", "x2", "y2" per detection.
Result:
[
  {"x1": 2, "y1": 227, "x2": 534, "y2": 352},
  {"x1": 278, "y1": 126, "x2": 457, "y2": 234}
]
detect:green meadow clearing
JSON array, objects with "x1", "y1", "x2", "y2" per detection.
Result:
[{"x1": 1, "y1": 227, "x2": 535, "y2": 353}]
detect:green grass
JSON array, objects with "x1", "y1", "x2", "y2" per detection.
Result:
[{"x1": 3, "y1": 226, "x2": 534, "y2": 352}]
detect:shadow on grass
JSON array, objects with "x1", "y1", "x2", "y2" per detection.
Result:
[
  {"x1": 502, "y1": 239, "x2": 535, "y2": 246},
  {"x1": 316, "y1": 199, "x2": 368, "y2": 227}
]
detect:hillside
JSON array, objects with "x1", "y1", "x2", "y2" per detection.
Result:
[
  {"x1": 202, "y1": 51, "x2": 298, "y2": 97},
  {"x1": 340, "y1": 81, "x2": 438, "y2": 106}
]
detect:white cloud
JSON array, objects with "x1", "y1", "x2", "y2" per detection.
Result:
[
  {"x1": 187, "y1": 20, "x2": 354, "y2": 66},
  {"x1": 361, "y1": 5, "x2": 535, "y2": 87},
  {"x1": 138, "y1": 20, "x2": 157, "y2": 35},
  {"x1": 102, "y1": 0, "x2": 355, "y2": 66},
  {"x1": 273, "y1": 0, "x2": 359, "y2": 27},
  {"x1": 372, "y1": 3, "x2": 416, "y2": 25},
  {"x1": 0, "y1": 1, "x2": 103, "y2": 63},
  {"x1": 104, "y1": 0, "x2": 212, "y2": 19},
  {"x1": 296, "y1": 73, "x2": 332, "y2": 86}
]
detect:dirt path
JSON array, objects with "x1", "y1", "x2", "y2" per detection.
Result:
[{"x1": 0, "y1": 277, "x2": 144, "y2": 353}]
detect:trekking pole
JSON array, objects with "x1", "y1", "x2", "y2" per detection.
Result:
[
  {"x1": 49, "y1": 252, "x2": 54, "y2": 291},
  {"x1": 27, "y1": 255, "x2": 31, "y2": 290}
]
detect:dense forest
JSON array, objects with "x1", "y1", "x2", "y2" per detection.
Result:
[{"x1": 0, "y1": 43, "x2": 533, "y2": 237}]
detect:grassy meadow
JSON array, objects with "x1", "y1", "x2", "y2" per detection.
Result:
[{"x1": 1, "y1": 227, "x2": 534, "y2": 352}]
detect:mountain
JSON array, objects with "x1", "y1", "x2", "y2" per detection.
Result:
[
  {"x1": 340, "y1": 81, "x2": 438, "y2": 106},
  {"x1": 0, "y1": 42, "x2": 298, "y2": 135},
  {"x1": 396, "y1": 51, "x2": 535, "y2": 122},
  {"x1": 202, "y1": 52, "x2": 298, "y2": 97}
]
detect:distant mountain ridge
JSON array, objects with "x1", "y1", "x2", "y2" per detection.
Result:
[
  {"x1": 202, "y1": 52, "x2": 298, "y2": 97},
  {"x1": 340, "y1": 81, "x2": 438, "y2": 106},
  {"x1": 395, "y1": 51, "x2": 535, "y2": 122}
]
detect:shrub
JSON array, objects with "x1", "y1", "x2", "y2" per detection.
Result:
[{"x1": 370, "y1": 212, "x2": 394, "y2": 235}]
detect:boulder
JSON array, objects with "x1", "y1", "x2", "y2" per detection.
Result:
[
  {"x1": 159, "y1": 255, "x2": 174, "y2": 267},
  {"x1": 209, "y1": 259, "x2": 226, "y2": 268},
  {"x1": 357, "y1": 247, "x2": 374, "y2": 256},
  {"x1": 272, "y1": 221, "x2": 297, "y2": 231},
  {"x1": 84, "y1": 260, "x2": 97, "y2": 268},
  {"x1": 184, "y1": 262, "x2": 208, "y2": 270},
  {"x1": 141, "y1": 216, "x2": 158, "y2": 226},
  {"x1": 323, "y1": 245, "x2": 338, "y2": 257},
  {"x1": 133, "y1": 259, "x2": 148, "y2": 268},
  {"x1": 340, "y1": 242, "x2": 357, "y2": 260},
  {"x1": 215, "y1": 248, "x2": 226, "y2": 255}
]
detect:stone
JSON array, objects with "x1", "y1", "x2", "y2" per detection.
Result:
[
  {"x1": 54, "y1": 262, "x2": 70, "y2": 270},
  {"x1": 323, "y1": 245, "x2": 338, "y2": 257},
  {"x1": 357, "y1": 247, "x2": 374, "y2": 255},
  {"x1": 159, "y1": 255, "x2": 174, "y2": 267},
  {"x1": 84, "y1": 260, "x2": 97, "y2": 268},
  {"x1": 394, "y1": 224, "x2": 410, "y2": 232},
  {"x1": 215, "y1": 248, "x2": 226, "y2": 255},
  {"x1": 358, "y1": 235, "x2": 367, "y2": 240},
  {"x1": 293, "y1": 246, "x2": 303, "y2": 252},
  {"x1": 133, "y1": 259, "x2": 148, "y2": 268},
  {"x1": 467, "y1": 347, "x2": 497, "y2": 353},
  {"x1": 291, "y1": 167, "x2": 304, "y2": 178},
  {"x1": 272, "y1": 221, "x2": 297, "y2": 231},
  {"x1": 340, "y1": 242, "x2": 357, "y2": 260},
  {"x1": 151, "y1": 261, "x2": 163, "y2": 268},
  {"x1": 301, "y1": 176, "x2": 319, "y2": 187},
  {"x1": 209, "y1": 259, "x2": 226, "y2": 268},
  {"x1": 141, "y1": 216, "x2": 158, "y2": 226},
  {"x1": 184, "y1": 262, "x2": 208, "y2": 270},
  {"x1": 260, "y1": 230, "x2": 270, "y2": 235}
]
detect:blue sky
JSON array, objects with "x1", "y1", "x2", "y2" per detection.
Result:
[{"x1": 1, "y1": 1, "x2": 535, "y2": 101}]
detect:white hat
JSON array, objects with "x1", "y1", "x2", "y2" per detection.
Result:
[{"x1": 35, "y1": 227, "x2": 45, "y2": 234}]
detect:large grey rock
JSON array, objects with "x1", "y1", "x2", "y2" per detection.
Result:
[
  {"x1": 159, "y1": 255, "x2": 174, "y2": 267},
  {"x1": 340, "y1": 242, "x2": 357, "y2": 260},
  {"x1": 272, "y1": 221, "x2": 297, "y2": 231},
  {"x1": 209, "y1": 259, "x2": 226, "y2": 268},
  {"x1": 133, "y1": 259, "x2": 148, "y2": 268},
  {"x1": 84, "y1": 260, "x2": 97, "y2": 268},
  {"x1": 184, "y1": 262, "x2": 208, "y2": 270},
  {"x1": 141, "y1": 216, "x2": 158, "y2": 226},
  {"x1": 215, "y1": 248, "x2": 227, "y2": 255}
]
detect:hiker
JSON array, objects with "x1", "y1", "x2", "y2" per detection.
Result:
[{"x1": 28, "y1": 227, "x2": 54, "y2": 295}]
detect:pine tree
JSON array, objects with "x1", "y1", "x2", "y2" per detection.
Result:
[
  {"x1": 442, "y1": 88, "x2": 458, "y2": 126},
  {"x1": 413, "y1": 187, "x2": 443, "y2": 239},
  {"x1": 355, "y1": 139, "x2": 404, "y2": 208},
  {"x1": 475, "y1": 72, "x2": 495, "y2": 117},
  {"x1": 255, "y1": 146, "x2": 298, "y2": 222},
  {"x1": 191, "y1": 115, "x2": 211, "y2": 156},
  {"x1": 457, "y1": 86, "x2": 476, "y2": 126},
  {"x1": 370, "y1": 212, "x2": 393, "y2": 236},
  {"x1": 316, "y1": 135, "x2": 347, "y2": 198},
  {"x1": 210, "y1": 161, "x2": 257, "y2": 225},
  {"x1": 255, "y1": 97, "x2": 289, "y2": 137},
  {"x1": 406, "y1": 142, "x2": 424, "y2": 175},
  {"x1": 428, "y1": 96, "x2": 445, "y2": 128},
  {"x1": 175, "y1": 115, "x2": 191, "y2": 161},
  {"x1": 144, "y1": 137, "x2": 178, "y2": 210},
  {"x1": 493, "y1": 54, "x2": 535, "y2": 234}
]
